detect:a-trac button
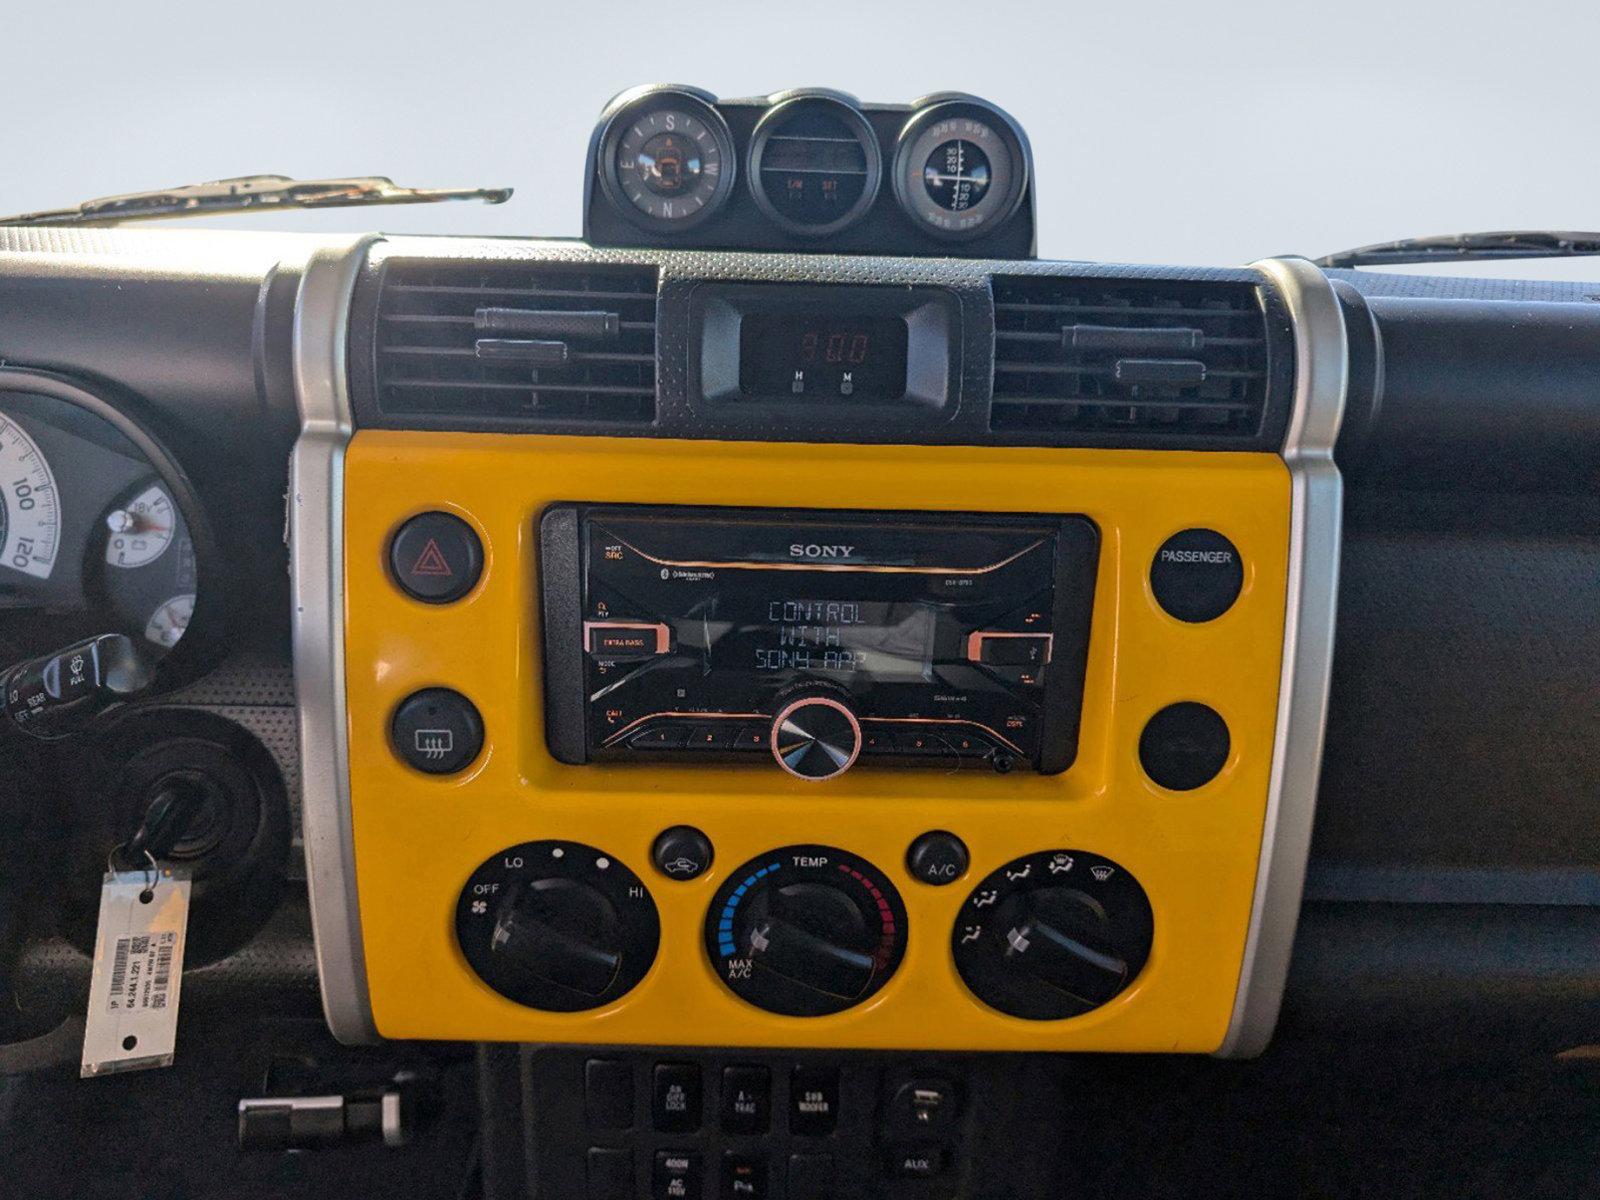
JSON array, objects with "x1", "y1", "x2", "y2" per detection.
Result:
[
  {"x1": 390, "y1": 688, "x2": 484, "y2": 774},
  {"x1": 1150, "y1": 528, "x2": 1243, "y2": 623},
  {"x1": 388, "y1": 511, "x2": 482, "y2": 604},
  {"x1": 1139, "y1": 701, "x2": 1231, "y2": 790},
  {"x1": 720, "y1": 1065, "x2": 771, "y2": 1134}
]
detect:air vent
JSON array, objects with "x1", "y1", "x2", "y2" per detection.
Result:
[
  {"x1": 373, "y1": 260, "x2": 659, "y2": 424},
  {"x1": 990, "y1": 276, "x2": 1273, "y2": 441}
]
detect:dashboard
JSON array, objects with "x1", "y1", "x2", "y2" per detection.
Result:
[{"x1": 4, "y1": 83, "x2": 1600, "y2": 1200}]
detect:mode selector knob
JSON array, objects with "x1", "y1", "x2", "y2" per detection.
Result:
[
  {"x1": 953, "y1": 850, "x2": 1153, "y2": 1021},
  {"x1": 455, "y1": 840, "x2": 660, "y2": 1013},
  {"x1": 770, "y1": 693, "x2": 862, "y2": 782}
]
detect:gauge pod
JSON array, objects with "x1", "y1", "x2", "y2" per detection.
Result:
[
  {"x1": 891, "y1": 95, "x2": 1031, "y2": 242},
  {"x1": 747, "y1": 91, "x2": 882, "y2": 237},
  {"x1": 595, "y1": 84, "x2": 738, "y2": 231}
]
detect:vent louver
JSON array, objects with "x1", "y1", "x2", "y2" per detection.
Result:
[
  {"x1": 990, "y1": 276, "x2": 1272, "y2": 441},
  {"x1": 372, "y1": 260, "x2": 659, "y2": 424}
]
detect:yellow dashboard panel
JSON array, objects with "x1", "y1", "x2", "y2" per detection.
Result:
[{"x1": 342, "y1": 431, "x2": 1289, "y2": 1051}]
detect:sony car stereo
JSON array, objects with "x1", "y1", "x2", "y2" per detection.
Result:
[{"x1": 540, "y1": 504, "x2": 1099, "y2": 779}]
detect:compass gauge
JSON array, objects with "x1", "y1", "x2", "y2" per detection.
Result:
[{"x1": 598, "y1": 88, "x2": 737, "y2": 229}]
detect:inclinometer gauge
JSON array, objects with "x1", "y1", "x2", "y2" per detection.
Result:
[
  {"x1": 596, "y1": 86, "x2": 737, "y2": 229},
  {"x1": 892, "y1": 96, "x2": 1030, "y2": 241}
]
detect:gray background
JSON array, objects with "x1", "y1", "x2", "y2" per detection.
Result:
[{"x1": 4, "y1": 0, "x2": 1597, "y2": 279}]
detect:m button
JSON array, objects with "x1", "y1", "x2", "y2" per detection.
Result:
[{"x1": 389, "y1": 511, "x2": 483, "y2": 604}]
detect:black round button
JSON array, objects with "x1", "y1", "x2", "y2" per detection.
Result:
[
  {"x1": 1150, "y1": 529, "x2": 1243, "y2": 623},
  {"x1": 391, "y1": 687, "x2": 484, "y2": 774},
  {"x1": 651, "y1": 825, "x2": 713, "y2": 881},
  {"x1": 1139, "y1": 702, "x2": 1230, "y2": 791},
  {"x1": 388, "y1": 511, "x2": 483, "y2": 604},
  {"x1": 906, "y1": 831, "x2": 969, "y2": 886}
]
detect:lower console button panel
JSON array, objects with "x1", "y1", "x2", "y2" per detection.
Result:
[{"x1": 506, "y1": 1046, "x2": 1079, "y2": 1200}]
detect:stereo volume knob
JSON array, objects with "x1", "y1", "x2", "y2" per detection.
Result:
[{"x1": 770, "y1": 694, "x2": 862, "y2": 782}]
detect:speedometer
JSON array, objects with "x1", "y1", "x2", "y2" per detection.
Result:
[{"x1": 0, "y1": 412, "x2": 60, "y2": 580}]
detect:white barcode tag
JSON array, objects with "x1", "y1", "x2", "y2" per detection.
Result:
[{"x1": 81, "y1": 867, "x2": 190, "y2": 1078}]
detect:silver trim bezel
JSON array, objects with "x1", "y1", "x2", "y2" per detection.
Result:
[
  {"x1": 290, "y1": 234, "x2": 382, "y2": 1044},
  {"x1": 1216, "y1": 256, "x2": 1348, "y2": 1057}
]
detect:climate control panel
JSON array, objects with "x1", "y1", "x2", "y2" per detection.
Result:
[{"x1": 336, "y1": 432, "x2": 1298, "y2": 1053}]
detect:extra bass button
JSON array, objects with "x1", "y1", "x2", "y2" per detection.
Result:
[
  {"x1": 389, "y1": 510, "x2": 483, "y2": 604},
  {"x1": 1139, "y1": 702, "x2": 1230, "y2": 790},
  {"x1": 1150, "y1": 528, "x2": 1243, "y2": 623},
  {"x1": 391, "y1": 687, "x2": 484, "y2": 774}
]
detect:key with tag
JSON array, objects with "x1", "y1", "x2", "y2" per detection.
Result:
[{"x1": 82, "y1": 862, "x2": 191, "y2": 1077}]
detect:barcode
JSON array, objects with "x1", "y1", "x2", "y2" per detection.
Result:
[
  {"x1": 151, "y1": 937, "x2": 175, "y2": 1010},
  {"x1": 108, "y1": 937, "x2": 131, "y2": 999}
]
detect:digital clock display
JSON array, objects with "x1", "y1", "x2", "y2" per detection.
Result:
[{"x1": 738, "y1": 312, "x2": 909, "y2": 401}]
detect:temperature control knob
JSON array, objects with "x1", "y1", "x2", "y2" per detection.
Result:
[
  {"x1": 770, "y1": 694, "x2": 862, "y2": 781},
  {"x1": 456, "y1": 841, "x2": 659, "y2": 1012},
  {"x1": 952, "y1": 850, "x2": 1152, "y2": 1020},
  {"x1": 705, "y1": 845, "x2": 908, "y2": 1016}
]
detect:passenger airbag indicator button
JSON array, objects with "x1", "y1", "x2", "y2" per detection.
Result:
[{"x1": 1150, "y1": 528, "x2": 1242, "y2": 622}]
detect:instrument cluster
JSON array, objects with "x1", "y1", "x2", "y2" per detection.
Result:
[
  {"x1": 0, "y1": 377, "x2": 208, "y2": 684},
  {"x1": 585, "y1": 86, "x2": 1035, "y2": 258}
]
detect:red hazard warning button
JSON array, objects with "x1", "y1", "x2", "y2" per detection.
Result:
[{"x1": 388, "y1": 511, "x2": 483, "y2": 603}]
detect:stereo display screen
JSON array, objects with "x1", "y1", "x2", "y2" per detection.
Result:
[{"x1": 551, "y1": 505, "x2": 1100, "y2": 772}]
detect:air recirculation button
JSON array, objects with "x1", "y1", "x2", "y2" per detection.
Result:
[{"x1": 952, "y1": 849, "x2": 1153, "y2": 1020}]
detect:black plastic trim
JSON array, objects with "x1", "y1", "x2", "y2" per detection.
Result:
[{"x1": 348, "y1": 238, "x2": 1294, "y2": 452}]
